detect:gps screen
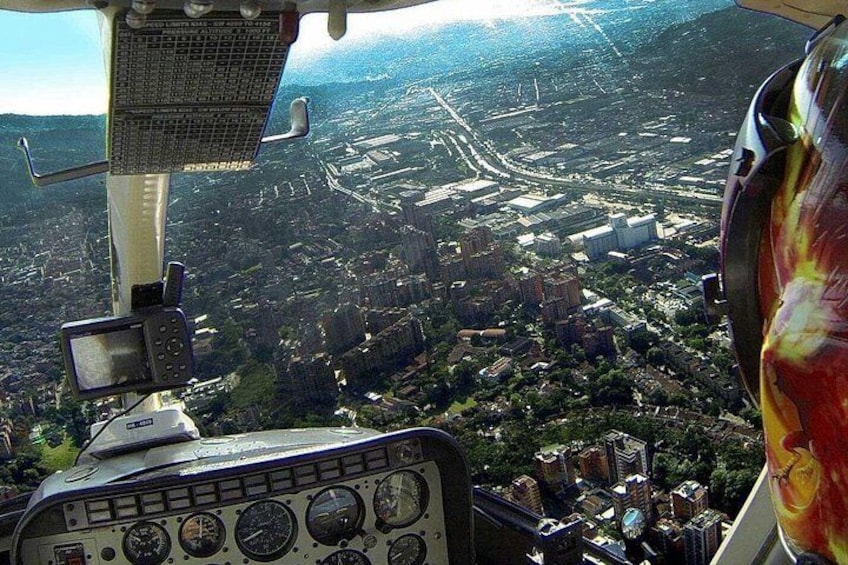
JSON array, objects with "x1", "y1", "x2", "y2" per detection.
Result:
[{"x1": 69, "y1": 325, "x2": 151, "y2": 393}]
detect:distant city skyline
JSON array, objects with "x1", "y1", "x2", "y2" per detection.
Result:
[{"x1": 0, "y1": 0, "x2": 591, "y2": 116}]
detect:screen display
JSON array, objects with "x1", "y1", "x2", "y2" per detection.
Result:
[{"x1": 69, "y1": 325, "x2": 151, "y2": 392}]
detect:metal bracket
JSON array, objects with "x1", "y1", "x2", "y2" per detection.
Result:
[
  {"x1": 261, "y1": 97, "x2": 310, "y2": 143},
  {"x1": 17, "y1": 96, "x2": 309, "y2": 187},
  {"x1": 16, "y1": 137, "x2": 109, "y2": 187},
  {"x1": 702, "y1": 273, "x2": 728, "y2": 325}
]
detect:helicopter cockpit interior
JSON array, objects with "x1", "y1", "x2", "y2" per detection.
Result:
[
  {"x1": 1, "y1": 1, "x2": 841, "y2": 564},
  {"x1": 0, "y1": 1, "x2": 587, "y2": 564}
]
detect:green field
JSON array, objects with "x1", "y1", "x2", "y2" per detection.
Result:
[
  {"x1": 447, "y1": 397, "x2": 477, "y2": 415},
  {"x1": 41, "y1": 436, "x2": 79, "y2": 472}
]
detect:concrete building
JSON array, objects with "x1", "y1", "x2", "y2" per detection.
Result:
[
  {"x1": 364, "y1": 277, "x2": 400, "y2": 309},
  {"x1": 683, "y1": 509, "x2": 723, "y2": 565},
  {"x1": 507, "y1": 193, "x2": 567, "y2": 213},
  {"x1": 542, "y1": 297, "x2": 573, "y2": 326},
  {"x1": 578, "y1": 445, "x2": 610, "y2": 484},
  {"x1": 339, "y1": 317, "x2": 425, "y2": 388},
  {"x1": 671, "y1": 480, "x2": 710, "y2": 522},
  {"x1": 283, "y1": 354, "x2": 338, "y2": 403},
  {"x1": 528, "y1": 518, "x2": 585, "y2": 565},
  {"x1": 452, "y1": 178, "x2": 500, "y2": 199},
  {"x1": 510, "y1": 474, "x2": 544, "y2": 515},
  {"x1": 581, "y1": 213, "x2": 659, "y2": 259},
  {"x1": 611, "y1": 213, "x2": 658, "y2": 250},
  {"x1": 401, "y1": 225, "x2": 439, "y2": 279},
  {"x1": 583, "y1": 225, "x2": 618, "y2": 259},
  {"x1": 611, "y1": 473, "x2": 653, "y2": 524},
  {"x1": 478, "y1": 357, "x2": 513, "y2": 382},
  {"x1": 545, "y1": 275, "x2": 581, "y2": 307},
  {"x1": 603, "y1": 430, "x2": 649, "y2": 485},
  {"x1": 519, "y1": 271, "x2": 545, "y2": 307},
  {"x1": 322, "y1": 303, "x2": 366, "y2": 355},
  {"x1": 535, "y1": 232, "x2": 563, "y2": 257},
  {"x1": 534, "y1": 444, "x2": 577, "y2": 489}
]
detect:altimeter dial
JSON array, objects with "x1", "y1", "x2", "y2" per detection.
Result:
[
  {"x1": 321, "y1": 549, "x2": 372, "y2": 565},
  {"x1": 235, "y1": 500, "x2": 297, "y2": 561},
  {"x1": 179, "y1": 512, "x2": 225, "y2": 558},
  {"x1": 388, "y1": 534, "x2": 427, "y2": 565},
  {"x1": 123, "y1": 521, "x2": 171, "y2": 565}
]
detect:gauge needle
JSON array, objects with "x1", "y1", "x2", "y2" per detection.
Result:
[{"x1": 243, "y1": 529, "x2": 264, "y2": 543}]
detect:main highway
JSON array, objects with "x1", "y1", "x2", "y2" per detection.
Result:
[{"x1": 427, "y1": 87, "x2": 722, "y2": 211}]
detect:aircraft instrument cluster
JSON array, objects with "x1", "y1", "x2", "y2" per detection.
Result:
[{"x1": 11, "y1": 428, "x2": 473, "y2": 565}]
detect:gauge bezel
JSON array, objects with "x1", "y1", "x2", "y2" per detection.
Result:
[
  {"x1": 235, "y1": 499, "x2": 297, "y2": 562},
  {"x1": 306, "y1": 485, "x2": 365, "y2": 546},
  {"x1": 178, "y1": 511, "x2": 225, "y2": 558},
  {"x1": 373, "y1": 470, "x2": 430, "y2": 529},
  {"x1": 388, "y1": 533, "x2": 427, "y2": 565},
  {"x1": 122, "y1": 521, "x2": 171, "y2": 565},
  {"x1": 321, "y1": 548, "x2": 372, "y2": 565}
]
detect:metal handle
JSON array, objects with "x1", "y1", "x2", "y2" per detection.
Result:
[{"x1": 17, "y1": 137, "x2": 109, "y2": 187}]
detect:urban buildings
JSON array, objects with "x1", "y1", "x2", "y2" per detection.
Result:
[
  {"x1": 281, "y1": 354, "x2": 338, "y2": 404},
  {"x1": 578, "y1": 446, "x2": 610, "y2": 484},
  {"x1": 671, "y1": 480, "x2": 710, "y2": 522},
  {"x1": 509, "y1": 474, "x2": 544, "y2": 515},
  {"x1": 533, "y1": 444, "x2": 577, "y2": 490},
  {"x1": 339, "y1": 317, "x2": 425, "y2": 388},
  {"x1": 683, "y1": 509, "x2": 723, "y2": 565},
  {"x1": 400, "y1": 225, "x2": 439, "y2": 279},
  {"x1": 611, "y1": 473, "x2": 653, "y2": 524},
  {"x1": 322, "y1": 303, "x2": 366, "y2": 355},
  {"x1": 518, "y1": 271, "x2": 545, "y2": 307},
  {"x1": 579, "y1": 213, "x2": 660, "y2": 259},
  {"x1": 603, "y1": 430, "x2": 649, "y2": 485}
]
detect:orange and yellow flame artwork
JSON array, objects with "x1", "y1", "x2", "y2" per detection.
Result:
[{"x1": 759, "y1": 47, "x2": 848, "y2": 563}]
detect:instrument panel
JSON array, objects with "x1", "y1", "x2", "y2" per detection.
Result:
[{"x1": 12, "y1": 428, "x2": 472, "y2": 565}]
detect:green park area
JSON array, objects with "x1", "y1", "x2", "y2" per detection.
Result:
[{"x1": 40, "y1": 436, "x2": 79, "y2": 473}]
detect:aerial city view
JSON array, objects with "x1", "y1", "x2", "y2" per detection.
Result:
[{"x1": 0, "y1": 0, "x2": 811, "y2": 563}]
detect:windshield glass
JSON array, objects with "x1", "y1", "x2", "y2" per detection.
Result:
[{"x1": 0, "y1": 0, "x2": 806, "y2": 541}]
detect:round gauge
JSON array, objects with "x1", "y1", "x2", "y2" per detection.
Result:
[
  {"x1": 374, "y1": 470, "x2": 430, "y2": 528},
  {"x1": 306, "y1": 486, "x2": 364, "y2": 545},
  {"x1": 122, "y1": 521, "x2": 171, "y2": 565},
  {"x1": 388, "y1": 534, "x2": 427, "y2": 565},
  {"x1": 321, "y1": 549, "x2": 372, "y2": 565},
  {"x1": 235, "y1": 500, "x2": 297, "y2": 562},
  {"x1": 179, "y1": 512, "x2": 225, "y2": 558}
]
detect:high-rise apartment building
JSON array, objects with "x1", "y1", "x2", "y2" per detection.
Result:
[
  {"x1": 578, "y1": 445, "x2": 610, "y2": 484},
  {"x1": 322, "y1": 303, "x2": 366, "y2": 355},
  {"x1": 683, "y1": 509, "x2": 723, "y2": 565},
  {"x1": 611, "y1": 473, "x2": 653, "y2": 523},
  {"x1": 534, "y1": 445, "x2": 576, "y2": 488},
  {"x1": 510, "y1": 474, "x2": 544, "y2": 515},
  {"x1": 603, "y1": 430, "x2": 648, "y2": 484},
  {"x1": 671, "y1": 480, "x2": 710, "y2": 522}
]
